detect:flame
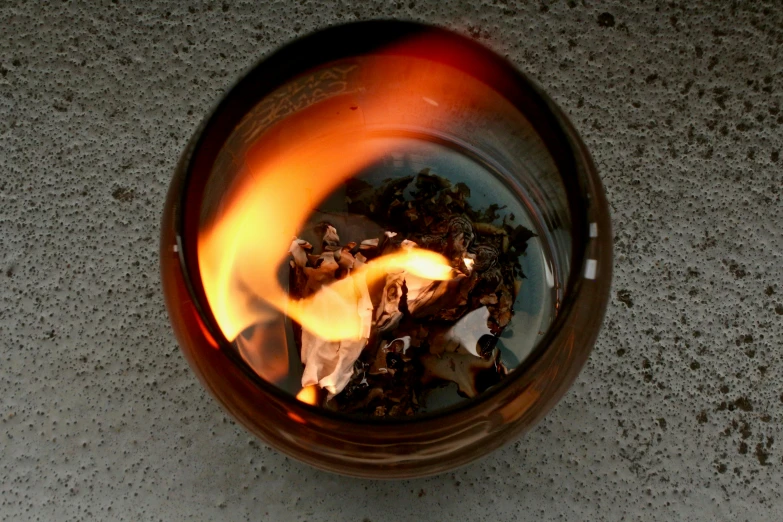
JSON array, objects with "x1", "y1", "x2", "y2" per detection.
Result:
[
  {"x1": 287, "y1": 248, "x2": 452, "y2": 341},
  {"x1": 198, "y1": 128, "x2": 454, "y2": 343},
  {"x1": 368, "y1": 249, "x2": 454, "y2": 280},
  {"x1": 197, "y1": 37, "x2": 495, "y2": 370},
  {"x1": 198, "y1": 129, "x2": 387, "y2": 342},
  {"x1": 295, "y1": 385, "x2": 319, "y2": 406}
]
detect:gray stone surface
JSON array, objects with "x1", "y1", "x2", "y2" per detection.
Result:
[{"x1": 1, "y1": 1, "x2": 781, "y2": 520}]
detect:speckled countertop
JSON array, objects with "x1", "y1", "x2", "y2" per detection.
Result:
[{"x1": 1, "y1": 1, "x2": 781, "y2": 520}]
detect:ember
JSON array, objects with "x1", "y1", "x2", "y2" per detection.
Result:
[{"x1": 288, "y1": 169, "x2": 534, "y2": 416}]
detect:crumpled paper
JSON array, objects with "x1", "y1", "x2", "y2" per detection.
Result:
[{"x1": 291, "y1": 238, "x2": 374, "y2": 398}]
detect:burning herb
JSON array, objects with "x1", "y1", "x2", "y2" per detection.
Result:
[{"x1": 289, "y1": 168, "x2": 535, "y2": 416}]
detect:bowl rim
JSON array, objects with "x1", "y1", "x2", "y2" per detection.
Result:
[{"x1": 173, "y1": 20, "x2": 612, "y2": 427}]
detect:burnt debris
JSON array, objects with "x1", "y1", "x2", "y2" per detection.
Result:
[{"x1": 289, "y1": 169, "x2": 535, "y2": 417}]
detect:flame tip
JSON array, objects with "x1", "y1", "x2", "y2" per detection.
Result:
[{"x1": 295, "y1": 385, "x2": 319, "y2": 406}]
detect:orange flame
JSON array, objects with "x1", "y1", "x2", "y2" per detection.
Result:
[
  {"x1": 198, "y1": 127, "x2": 454, "y2": 344},
  {"x1": 295, "y1": 385, "x2": 319, "y2": 406},
  {"x1": 288, "y1": 248, "x2": 453, "y2": 341},
  {"x1": 197, "y1": 40, "x2": 495, "y2": 376}
]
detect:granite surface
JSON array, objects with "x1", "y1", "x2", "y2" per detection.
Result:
[{"x1": 1, "y1": 1, "x2": 781, "y2": 520}]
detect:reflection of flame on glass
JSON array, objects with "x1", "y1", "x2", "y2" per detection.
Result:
[{"x1": 197, "y1": 37, "x2": 491, "y2": 399}]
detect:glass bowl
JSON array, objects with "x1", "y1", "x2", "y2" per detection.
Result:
[{"x1": 160, "y1": 20, "x2": 612, "y2": 478}]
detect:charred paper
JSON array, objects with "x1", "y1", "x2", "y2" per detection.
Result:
[{"x1": 288, "y1": 169, "x2": 535, "y2": 416}]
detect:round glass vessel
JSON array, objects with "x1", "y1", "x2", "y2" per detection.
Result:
[{"x1": 160, "y1": 21, "x2": 612, "y2": 478}]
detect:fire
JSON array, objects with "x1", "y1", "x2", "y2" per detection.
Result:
[
  {"x1": 198, "y1": 128, "x2": 454, "y2": 344},
  {"x1": 295, "y1": 385, "x2": 319, "y2": 406},
  {"x1": 287, "y1": 248, "x2": 452, "y2": 341},
  {"x1": 197, "y1": 38, "x2": 493, "y2": 376}
]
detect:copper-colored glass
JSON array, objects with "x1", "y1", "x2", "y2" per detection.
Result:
[{"x1": 160, "y1": 21, "x2": 612, "y2": 478}]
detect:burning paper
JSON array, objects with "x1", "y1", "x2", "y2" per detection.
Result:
[
  {"x1": 280, "y1": 169, "x2": 534, "y2": 415},
  {"x1": 289, "y1": 223, "x2": 451, "y2": 398},
  {"x1": 290, "y1": 233, "x2": 373, "y2": 397},
  {"x1": 288, "y1": 223, "x2": 452, "y2": 397}
]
